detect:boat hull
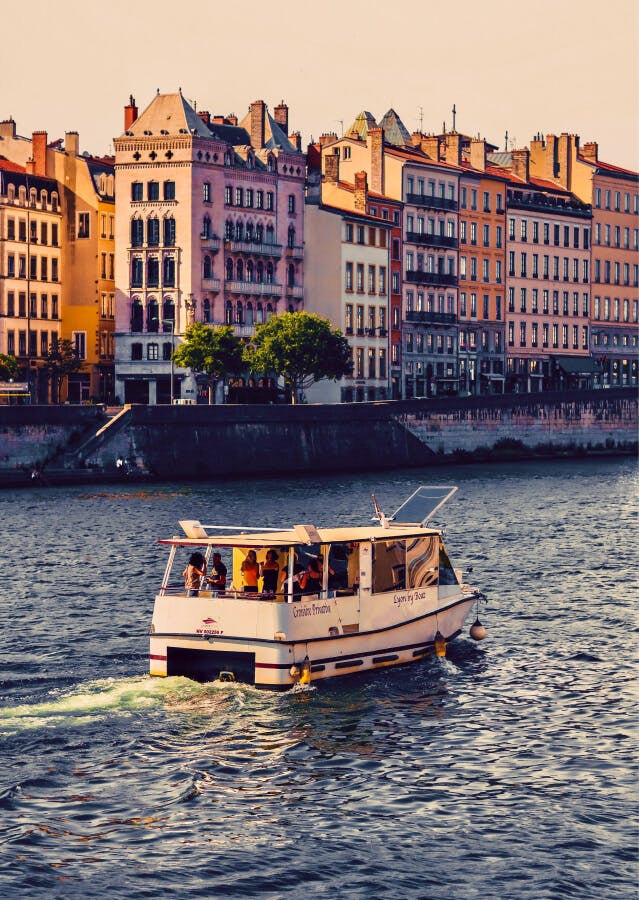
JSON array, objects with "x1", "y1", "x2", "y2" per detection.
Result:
[{"x1": 149, "y1": 590, "x2": 478, "y2": 689}]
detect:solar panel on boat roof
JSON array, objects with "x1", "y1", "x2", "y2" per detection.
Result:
[{"x1": 389, "y1": 486, "x2": 458, "y2": 526}]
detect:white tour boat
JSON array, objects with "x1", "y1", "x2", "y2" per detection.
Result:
[{"x1": 149, "y1": 486, "x2": 486, "y2": 689}]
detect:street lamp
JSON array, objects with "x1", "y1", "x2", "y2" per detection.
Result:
[{"x1": 162, "y1": 319, "x2": 175, "y2": 404}]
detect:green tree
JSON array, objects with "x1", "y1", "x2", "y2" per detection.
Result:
[
  {"x1": 244, "y1": 312, "x2": 352, "y2": 404},
  {"x1": 172, "y1": 323, "x2": 243, "y2": 404},
  {"x1": 0, "y1": 354, "x2": 19, "y2": 380},
  {"x1": 44, "y1": 339, "x2": 84, "y2": 403}
]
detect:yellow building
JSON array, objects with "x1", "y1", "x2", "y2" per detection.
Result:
[{"x1": 0, "y1": 121, "x2": 116, "y2": 402}]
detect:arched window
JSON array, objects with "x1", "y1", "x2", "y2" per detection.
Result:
[
  {"x1": 288, "y1": 264, "x2": 295, "y2": 287},
  {"x1": 147, "y1": 342, "x2": 159, "y2": 360},
  {"x1": 256, "y1": 223, "x2": 264, "y2": 242},
  {"x1": 29, "y1": 188, "x2": 37, "y2": 208},
  {"x1": 51, "y1": 193, "x2": 58, "y2": 212},
  {"x1": 147, "y1": 217, "x2": 160, "y2": 246},
  {"x1": 235, "y1": 221, "x2": 244, "y2": 241},
  {"x1": 203, "y1": 298, "x2": 211, "y2": 323},
  {"x1": 163, "y1": 256, "x2": 175, "y2": 287},
  {"x1": 225, "y1": 220, "x2": 234, "y2": 240},
  {"x1": 202, "y1": 215, "x2": 211, "y2": 238},
  {"x1": 288, "y1": 303, "x2": 295, "y2": 313},
  {"x1": 203, "y1": 255, "x2": 212, "y2": 279},
  {"x1": 267, "y1": 155, "x2": 276, "y2": 173},
  {"x1": 162, "y1": 342, "x2": 173, "y2": 360},
  {"x1": 266, "y1": 224, "x2": 275, "y2": 244},
  {"x1": 266, "y1": 303, "x2": 274, "y2": 319},
  {"x1": 130, "y1": 299, "x2": 143, "y2": 332},
  {"x1": 162, "y1": 299, "x2": 175, "y2": 328},
  {"x1": 225, "y1": 300, "x2": 233, "y2": 324},
  {"x1": 256, "y1": 302, "x2": 264, "y2": 323},
  {"x1": 236, "y1": 301, "x2": 243, "y2": 325},
  {"x1": 246, "y1": 301, "x2": 254, "y2": 325},
  {"x1": 163, "y1": 217, "x2": 175, "y2": 246},
  {"x1": 131, "y1": 219, "x2": 144, "y2": 246},
  {"x1": 40, "y1": 189, "x2": 48, "y2": 207},
  {"x1": 236, "y1": 259, "x2": 244, "y2": 281},
  {"x1": 256, "y1": 261, "x2": 264, "y2": 283},
  {"x1": 288, "y1": 225, "x2": 295, "y2": 248},
  {"x1": 266, "y1": 262, "x2": 274, "y2": 284},
  {"x1": 246, "y1": 222, "x2": 254, "y2": 242},
  {"x1": 288, "y1": 194, "x2": 295, "y2": 214},
  {"x1": 147, "y1": 298, "x2": 159, "y2": 332},
  {"x1": 226, "y1": 258, "x2": 234, "y2": 281},
  {"x1": 147, "y1": 257, "x2": 159, "y2": 287},
  {"x1": 203, "y1": 182, "x2": 211, "y2": 202},
  {"x1": 246, "y1": 260, "x2": 254, "y2": 282}
]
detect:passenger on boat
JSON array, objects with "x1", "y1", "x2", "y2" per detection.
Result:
[
  {"x1": 280, "y1": 561, "x2": 304, "y2": 602},
  {"x1": 260, "y1": 550, "x2": 279, "y2": 596},
  {"x1": 207, "y1": 552, "x2": 227, "y2": 594},
  {"x1": 299, "y1": 558, "x2": 323, "y2": 596},
  {"x1": 183, "y1": 552, "x2": 206, "y2": 597},
  {"x1": 240, "y1": 550, "x2": 260, "y2": 593}
]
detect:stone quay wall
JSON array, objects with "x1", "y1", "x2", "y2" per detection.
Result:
[{"x1": 0, "y1": 389, "x2": 636, "y2": 485}]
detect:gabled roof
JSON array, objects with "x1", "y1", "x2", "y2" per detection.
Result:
[
  {"x1": 379, "y1": 109, "x2": 411, "y2": 147},
  {"x1": 344, "y1": 111, "x2": 378, "y2": 140},
  {"x1": 237, "y1": 109, "x2": 298, "y2": 152}
]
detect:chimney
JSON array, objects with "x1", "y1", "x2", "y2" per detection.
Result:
[
  {"x1": 249, "y1": 100, "x2": 266, "y2": 149},
  {"x1": 65, "y1": 131, "x2": 80, "y2": 156},
  {"x1": 469, "y1": 138, "x2": 486, "y2": 172},
  {"x1": 0, "y1": 118, "x2": 17, "y2": 139},
  {"x1": 274, "y1": 101, "x2": 289, "y2": 136},
  {"x1": 368, "y1": 127, "x2": 384, "y2": 195},
  {"x1": 26, "y1": 159, "x2": 36, "y2": 175},
  {"x1": 289, "y1": 131, "x2": 302, "y2": 151},
  {"x1": 420, "y1": 135, "x2": 441, "y2": 160},
  {"x1": 198, "y1": 110, "x2": 211, "y2": 127},
  {"x1": 124, "y1": 95, "x2": 138, "y2": 131},
  {"x1": 226, "y1": 114, "x2": 238, "y2": 126},
  {"x1": 544, "y1": 134, "x2": 558, "y2": 181},
  {"x1": 511, "y1": 148, "x2": 530, "y2": 182},
  {"x1": 323, "y1": 151, "x2": 339, "y2": 184},
  {"x1": 582, "y1": 141, "x2": 598, "y2": 162},
  {"x1": 354, "y1": 171, "x2": 368, "y2": 212},
  {"x1": 32, "y1": 131, "x2": 48, "y2": 176},
  {"x1": 319, "y1": 132, "x2": 337, "y2": 148},
  {"x1": 556, "y1": 133, "x2": 575, "y2": 188},
  {"x1": 444, "y1": 132, "x2": 462, "y2": 166}
]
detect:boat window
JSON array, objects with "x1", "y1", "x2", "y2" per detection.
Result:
[
  {"x1": 372, "y1": 540, "x2": 406, "y2": 593},
  {"x1": 326, "y1": 542, "x2": 354, "y2": 592},
  {"x1": 407, "y1": 536, "x2": 439, "y2": 588},
  {"x1": 438, "y1": 540, "x2": 460, "y2": 585}
]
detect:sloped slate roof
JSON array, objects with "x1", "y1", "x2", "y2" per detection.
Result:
[
  {"x1": 344, "y1": 111, "x2": 378, "y2": 140},
  {"x1": 236, "y1": 109, "x2": 298, "y2": 151},
  {"x1": 379, "y1": 108, "x2": 411, "y2": 147},
  {"x1": 121, "y1": 92, "x2": 212, "y2": 139}
]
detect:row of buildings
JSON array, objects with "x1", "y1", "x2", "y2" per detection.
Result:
[{"x1": 0, "y1": 91, "x2": 637, "y2": 404}]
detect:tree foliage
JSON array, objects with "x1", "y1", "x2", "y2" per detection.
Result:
[
  {"x1": 244, "y1": 312, "x2": 352, "y2": 403},
  {"x1": 0, "y1": 354, "x2": 19, "y2": 380},
  {"x1": 172, "y1": 323, "x2": 243, "y2": 403},
  {"x1": 44, "y1": 339, "x2": 84, "y2": 402}
]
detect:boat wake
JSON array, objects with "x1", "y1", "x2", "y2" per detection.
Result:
[{"x1": 0, "y1": 675, "x2": 222, "y2": 734}]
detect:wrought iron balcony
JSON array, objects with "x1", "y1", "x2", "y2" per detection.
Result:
[
  {"x1": 405, "y1": 193, "x2": 458, "y2": 211},
  {"x1": 405, "y1": 231, "x2": 458, "y2": 249},
  {"x1": 202, "y1": 277, "x2": 221, "y2": 292},
  {"x1": 405, "y1": 270, "x2": 458, "y2": 287},
  {"x1": 200, "y1": 236, "x2": 221, "y2": 251},
  {"x1": 404, "y1": 310, "x2": 458, "y2": 326}
]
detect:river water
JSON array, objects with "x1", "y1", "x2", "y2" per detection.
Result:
[{"x1": 0, "y1": 459, "x2": 637, "y2": 899}]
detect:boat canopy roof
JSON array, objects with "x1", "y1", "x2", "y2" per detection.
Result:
[{"x1": 159, "y1": 522, "x2": 441, "y2": 549}]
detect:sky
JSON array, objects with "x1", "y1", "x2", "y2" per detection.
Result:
[{"x1": 2, "y1": 0, "x2": 638, "y2": 170}]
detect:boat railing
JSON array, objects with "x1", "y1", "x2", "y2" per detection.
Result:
[{"x1": 158, "y1": 584, "x2": 357, "y2": 602}]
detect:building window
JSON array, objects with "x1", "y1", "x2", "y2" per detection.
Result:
[
  {"x1": 163, "y1": 217, "x2": 176, "y2": 246},
  {"x1": 288, "y1": 195, "x2": 296, "y2": 214},
  {"x1": 131, "y1": 343, "x2": 143, "y2": 360},
  {"x1": 78, "y1": 213, "x2": 90, "y2": 238},
  {"x1": 345, "y1": 262, "x2": 353, "y2": 292},
  {"x1": 71, "y1": 331, "x2": 86, "y2": 359},
  {"x1": 147, "y1": 218, "x2": 160, "y2": 246},
  {"x1": 131, "y1": 182, "x2": 143, "y2": 201},
  {"x1": 148, "y1": 181, "x2": 160, "y2": 201},
  {"x1": 147, "y1": 343, "x2": 159, "y2": 360},
  {"x1": 164, "y1": 181, "x2": 175, "y2": 201}
]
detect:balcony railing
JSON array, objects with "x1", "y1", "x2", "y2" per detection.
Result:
[
  {"x1": 227, "y1": 240, "x2": 283, "y2": 257},
  {"x1": 405, "y1": 270, "x2": 458, "y2": 287},
  {"x1": 405, "y1": 231, "x2": 458, "y2": 249},
  {"x1": 201, "y1": 236, "x2": 221, "y2": 251},
  {"x1": 226, "y1": 280, "x2": 282, "y2": 296},
  {"x1": 285, "y1": 244, "x2": 304, "y2": 259},
  {"x1": 286, "y1": 284, "x2": 304, "y2": 299},
  {"x1": 405, "y1": 193, "x2": 458, "y2": 211},
  {"x1": 230, "y1": 323, "x2": 256, "y2": 338},
  {"x1": 202, "y1": 277, "x2": 221, "y2": 291},
  {"x1": 405, "y1": 310, "x2": 458, "y2": 326}
]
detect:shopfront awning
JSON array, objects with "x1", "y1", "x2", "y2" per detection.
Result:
[{"x1": 555, "y1": 356, "x2": 601, "y2": 375}]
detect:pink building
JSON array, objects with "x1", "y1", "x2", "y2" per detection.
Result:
[{"x1": 113, "y1": 92, "x2": 305, "y2": 404}]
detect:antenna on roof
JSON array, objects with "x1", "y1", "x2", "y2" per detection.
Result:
[
  {"x1": 418, "y1": 107, "x2": 424, "y2": 132},
  {"x1": 337, "y1": 120, "x2": 343, "y2": 136},
  {"x1": 452, "y1": 103, "x2": 456, "y2": 131},
  {"x1": 504, "y1": 129, "x2": 509, "y2": 151}
]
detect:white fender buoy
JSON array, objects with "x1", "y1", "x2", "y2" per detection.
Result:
[
  {"x1": 434, "y1": 630, "x2": 447, "y2": 657},
  {"x1": 470, "y1": 618, "x2": 487, "y2": 641},
  {"x1": 289, "y1": 665, "x2": 301, "y2": 678}
]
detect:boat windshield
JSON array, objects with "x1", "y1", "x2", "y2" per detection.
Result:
[{"x1": 389, "y1": 485, "x2": 458, "y2": 526}]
